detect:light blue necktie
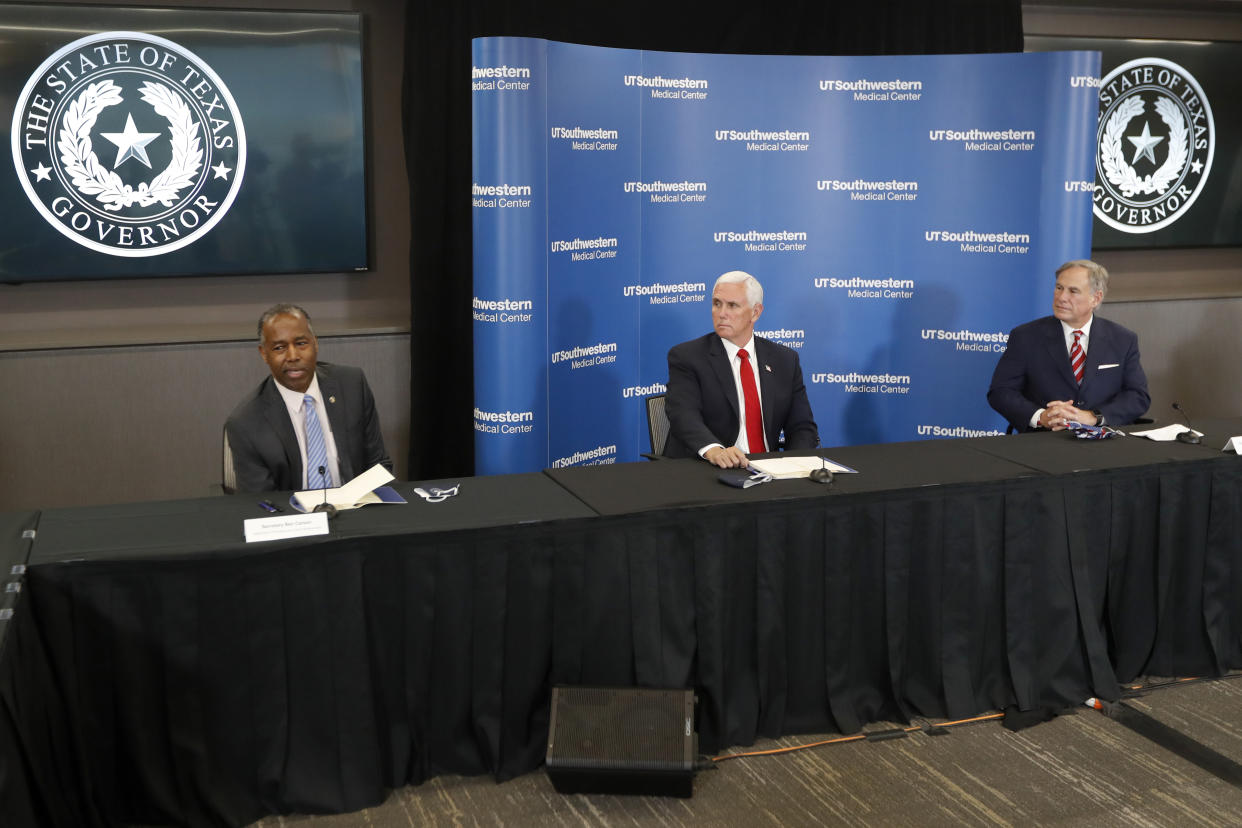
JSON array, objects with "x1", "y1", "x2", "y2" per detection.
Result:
[{"x1": 303, "y1": 394, "x2": 332, "y2": 489}]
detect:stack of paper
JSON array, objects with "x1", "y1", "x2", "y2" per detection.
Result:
[{"x1": 1130, "y1": 424, "x2": 1203, "y2": 442}]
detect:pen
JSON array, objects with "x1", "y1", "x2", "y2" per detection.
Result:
[{"x1": 258, "y1": 500, "x2": 282, "y2": 513}]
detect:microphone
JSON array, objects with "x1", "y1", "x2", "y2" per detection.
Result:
[
  {"x1": 313, "y1": 465, "x2": 338, "y2": 518},
  {"x1": 1171, "y1": 402, "x2": 1203, "y2": 445}
]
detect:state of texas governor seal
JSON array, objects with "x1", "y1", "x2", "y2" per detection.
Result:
[
  {"x1": 1094, "y1": 57, "x2": 1213, "y2": 234},
  {"x1": 11, "y1": 31, "x2": 246, "y2": 257}
]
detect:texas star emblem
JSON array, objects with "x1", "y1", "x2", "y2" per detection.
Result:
[
  {"x1": 1094, "y1": 57, "x2": 1213, "y2": 234},
  {"x1": 11, "y1": 31, "x2": 246, "y2": 257}
]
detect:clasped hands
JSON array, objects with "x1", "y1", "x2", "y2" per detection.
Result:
[{"x1": 1040, "y1": 400, "x2": 1096, "y2": 431}]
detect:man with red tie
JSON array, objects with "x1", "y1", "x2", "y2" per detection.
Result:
[
  {"x1": 988, "y1": 260, "x2": 1150, "y2": 433},
  {"x1": 664, "y1": 270, "x2": 819, "y2": 468}
]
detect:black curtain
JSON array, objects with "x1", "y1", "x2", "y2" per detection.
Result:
[{"x1": 404, "y1": 0, "x2": 1024, "y2": 478}]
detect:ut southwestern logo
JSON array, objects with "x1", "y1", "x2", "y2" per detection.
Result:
[
  {"x1": 12, "y1": 31, "x2": 246, "y2": 257},
  {"x1": 916, "y1": 425, "x2": 1003, "y2": 437},
  {"x1": 1095, "y1": 57, "x2": 1214, "y2": 234}
]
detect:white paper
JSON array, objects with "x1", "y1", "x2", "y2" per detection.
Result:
[
  {"x1": 293, "y1": 463, "x2": 396, "y2": 512},
  {"x1": 748, "y1": 456, "x2": 858, "y2": 479},
  {"x1": 1223, "y1": 436, "x2": 1242, "y2": 453},
  {"x1": 1130, "y1": 424, "x2": 1204, "y2": 442},
  {"x1": 244, "y1": 511, "x2": 329, "y2": 543}
]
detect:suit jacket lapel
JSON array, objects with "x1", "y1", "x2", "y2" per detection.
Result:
[
  {"x1": 1041, "y1": 318, "x2": 1077, "y2": 388},
  {"x1": 1079, "y1": 319, "x2": 1108, "y2": 392},
  {"x1": 317, "y1": 365, "x2": 351, "y2": 481},
  {"x1": 707, "y1": 336, "x2": 739, "y2": 419},
  {"x1": 261, "y1": 379, "x2": 302, "y2": 487},
  {"x1": 754, "y1": 338, "x2": 777, "y2": 437}
]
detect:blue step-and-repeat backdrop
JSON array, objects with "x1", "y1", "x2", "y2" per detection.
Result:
[{"x1": 472, "y1": 38, "x2": 1100, "y2": 475}]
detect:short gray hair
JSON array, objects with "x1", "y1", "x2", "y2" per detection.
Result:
[
  {"x1": 257, "y1": 303, "x2": 314, "y2": 341},
  {"x1": 1056, "y1": 259, "x2": 1109, "y2": 299},
  {"x1": 714, "y1": 270, "x2": 763, "y2": 307}
]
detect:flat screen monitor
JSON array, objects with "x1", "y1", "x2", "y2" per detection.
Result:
[
  {"x1": 2, "y1": 3, "x2": 368, "y2": 282},
  {"x1": 1027, "y1": 35, "x2": 1242, "y2": 250}
]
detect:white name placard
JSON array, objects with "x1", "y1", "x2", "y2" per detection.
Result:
[{"x1": 244, "y1": 511, "x2": 330, "y2": 543}]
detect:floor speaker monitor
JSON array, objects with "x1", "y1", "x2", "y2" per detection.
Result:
[{"x1": 546, "y1": 686, "x2": 698, "y2": 798}]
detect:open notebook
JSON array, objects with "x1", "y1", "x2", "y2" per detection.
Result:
[
  {"x1": 747, "y1": 456, "x2": 857, "y2": 479},
  {"x1": 292, "y1": 464, "x2": 405, "y2": 512}
]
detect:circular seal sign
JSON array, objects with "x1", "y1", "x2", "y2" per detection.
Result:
[
  {"x1": 1094, "y1": 57, "x2": 1213, "y2": 234},
  {"x1": 11, "y1": 31, "x2": 246, "y2": 257}
]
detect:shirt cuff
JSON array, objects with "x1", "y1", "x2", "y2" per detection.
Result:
[{"x1": 1030, "y1": 409, "x2": 1044, "y2": 429}]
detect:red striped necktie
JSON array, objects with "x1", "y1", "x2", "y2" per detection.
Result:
[
  {"x1": 1070, "y1": 329, "x2": 1085, "y2": 385},
  {"x1": 738, "y1": 348, "x2": 766, "y2": 452}
]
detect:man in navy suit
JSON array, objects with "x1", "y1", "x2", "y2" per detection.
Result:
[
  {"x1": 988, "y1": 260, "x2": 1150, "y2": 433},
  {"x1": 225, "y1": 304, "x2": 392, "y2": 493},
  {"x1": 665, "y1": 270, "x2": 818, "y2": 468}
]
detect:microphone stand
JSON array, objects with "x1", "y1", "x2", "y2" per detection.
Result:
[
  {"x1": 313, "y1": 465, "x2": 338, "y2": 518},
  {"x1": 1172, "y1": 402, "x2": 1203, "y2": 445}
]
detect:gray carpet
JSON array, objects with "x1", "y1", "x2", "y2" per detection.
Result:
[{"x1": 253, "y1": 675, "x2": 1242, "y2": 827}]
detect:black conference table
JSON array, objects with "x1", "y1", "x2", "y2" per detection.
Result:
[{"x1": 2, "y1": 423, "x2": 1242, "y2": 827}]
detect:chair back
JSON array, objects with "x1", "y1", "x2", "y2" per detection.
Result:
[
  {"x1": 645, "y1": 394, "x2": 670, "y2": 457},
  {"x1": 222, "y1": 429, "x2": 237, "y2": 494}
]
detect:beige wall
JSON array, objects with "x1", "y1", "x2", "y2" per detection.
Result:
[
  {"x1": 0, "y1": 335, "x2": 410, "y2": 509},
  {"x1": 1, "y1": 0, "x2": 411, "y2": 510}
]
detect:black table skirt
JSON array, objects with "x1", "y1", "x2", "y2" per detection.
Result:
[{"x1": 4, "y1": 448, "x2": 1241, "y2": 826}]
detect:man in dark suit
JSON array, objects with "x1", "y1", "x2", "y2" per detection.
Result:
[
  {"x1": 665, "y1": 270, "x2": 818, "y2": 468},
  {"x1": 225, "y1": 304, "x2": 392, "y2": 493},
  {"x1": 988, "y1": 259, "x2": 1150, "y2": 433}
]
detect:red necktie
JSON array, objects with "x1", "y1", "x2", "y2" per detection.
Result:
[
  {"x1": 1070, "y1": 330, "x2": 1085, "y2": 385},
  {"x1": 738, "y1": 348, "x2": 766, "y2": 453}
]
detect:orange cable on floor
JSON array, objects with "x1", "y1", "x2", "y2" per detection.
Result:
[
  {"x1": 712, "y1": 732, "x2": 869, "y2": 761},
  {"x1": 711, "y1": 712, "x2": 1005, "y2": 762}
]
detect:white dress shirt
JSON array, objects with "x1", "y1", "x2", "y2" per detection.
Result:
[
  {"x1": 273, "y1": 373, "x2": 342, "y2": 488},
  {"x1": 700, "y1": 335, "x2": 766, "y2": 455},
  {"x1": 1060, "y1": 315, "x2": 1093, "y2": 356}
]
